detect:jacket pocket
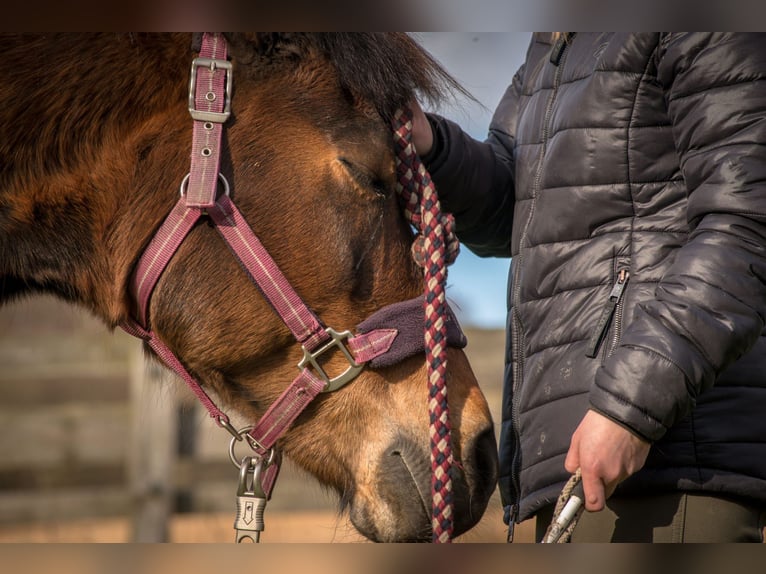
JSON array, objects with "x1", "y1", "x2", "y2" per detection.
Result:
[{"x1": 585, "y1": 265, "x2": 630, "y2": 359}]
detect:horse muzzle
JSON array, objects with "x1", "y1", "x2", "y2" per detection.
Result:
[{"x1": 348, "y1": 428, "x2": 498, "y2": 542}]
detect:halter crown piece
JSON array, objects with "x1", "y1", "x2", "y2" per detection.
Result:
[{"x1": 120, "y1": 33, "x2": 462, "y2": 543}]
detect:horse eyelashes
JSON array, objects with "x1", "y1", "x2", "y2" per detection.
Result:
[{"x1": 338, "y1": 157, "x2": 391, "y2": 199}]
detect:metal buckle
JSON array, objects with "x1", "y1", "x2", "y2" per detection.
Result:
[
  {"x1": 188, "y1": 57, "x2": 233, "y2": 123},
  {"x1": 298, "y1": 328, "x2": 364, "y2": 393}
]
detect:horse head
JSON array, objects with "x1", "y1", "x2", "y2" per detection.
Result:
[{"x1": 0, "y1": 33, "x2": 498, "y2": 542}]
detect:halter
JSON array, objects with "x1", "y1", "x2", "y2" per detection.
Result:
[{"x1": 120, "y1": 33, "x2": 462, "y2": 542}]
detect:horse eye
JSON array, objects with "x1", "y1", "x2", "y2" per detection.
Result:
[{"x1": 338, "y1": 157, "x2": 391, "y2": 199}]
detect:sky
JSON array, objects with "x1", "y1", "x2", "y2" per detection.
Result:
[{"x1": 412, "y1": 33, "x2": 531, "y2": 328}]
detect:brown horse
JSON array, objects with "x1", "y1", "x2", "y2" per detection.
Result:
[{"x1": 0, "y1": 33, "x2": 498, "y2": 542}]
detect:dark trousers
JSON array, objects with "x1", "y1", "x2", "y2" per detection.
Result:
[{"x1": 535, "y1": 493, "x2": 766, "y2": 542}]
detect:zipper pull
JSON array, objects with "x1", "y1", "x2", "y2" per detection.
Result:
[
  {"x1": 585, "y1": 269, "x2": 629, "y2": 358},
  {"x1": 550, "y1": 32, "x2": 575, "y2": 66},
  {"x1": 506, "y1": 504, "x2": 519, "y2": 543}
]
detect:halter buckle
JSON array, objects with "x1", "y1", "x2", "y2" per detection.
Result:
[
  {"x1": 188, "y1": 57, "x2": 233, "y2": 123},
  {"x1": 298, "y1": 328, "x2": 364, "y2": 393}
]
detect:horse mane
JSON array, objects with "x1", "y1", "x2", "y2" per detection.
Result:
[{"x1": 226, "y1": 33, "x2": 468, "y2": 120}]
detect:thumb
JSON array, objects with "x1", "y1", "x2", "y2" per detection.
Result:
[
  {"x1": 581, "y1": 471, "x2": 606, "y2": 512},
  {"x1": 408, "y1": 99, "x2": 434, "y2": 156}
]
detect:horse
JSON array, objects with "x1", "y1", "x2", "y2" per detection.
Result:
[{"x1": 0, "y1": 33, "x2": 498, "y2": 542}]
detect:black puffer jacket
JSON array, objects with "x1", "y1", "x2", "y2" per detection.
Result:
[{"x1": 424, "y1": 33, "x2": 766, "y2": 525}]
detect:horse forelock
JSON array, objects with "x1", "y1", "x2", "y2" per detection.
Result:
[{"x1": 227, "y1": 33, "x2": 465, "y2": 120}]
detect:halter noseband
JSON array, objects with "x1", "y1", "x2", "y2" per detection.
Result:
[{"x1": 120, "y1": 33, "x2": 464, "y2": 542}]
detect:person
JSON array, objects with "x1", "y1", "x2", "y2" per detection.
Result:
[{"x1": 411, "y1": 32, "x2": 766, "y2": 542}]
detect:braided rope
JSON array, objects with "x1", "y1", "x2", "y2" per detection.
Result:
[
  {"x1": 392, "y1": 106, "x2": 460, "y2": 543},
  {"x1": 543, "y1": 469, "x2": 584, "y2": 543}
]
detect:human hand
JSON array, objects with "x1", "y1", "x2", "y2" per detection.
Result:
[
  {"x1": 564, "y1": 409, "x2": 650, "y2": 512},
  {"x1": 408, "y1": 98, "x2": 433, "y2": 156}
]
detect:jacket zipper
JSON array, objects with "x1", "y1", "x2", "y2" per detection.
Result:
[
  {"x1": 507, "y1": 34, "x2": 572, "y2": 541},
  {"x1": 585, "y1": 268, "x2": 630, "y2": 358},
  {"x1": 550, "y1": 33, "x2": 570, "y2": 65},
  {"x1": 608, "y1": 274, "x2": 627, "y2": 357}
]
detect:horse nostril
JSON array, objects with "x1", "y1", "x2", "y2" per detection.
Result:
[
  {"x1": 360, "y1": 433, "x2": 498, "y2": 541},
  {"x1": 389, "y1": 448, "x2": 430, "y2": 517},
  {"x1": 467, "y1": 427, "x2": 499, "y2": 502},
  {"x1": 363, "y1": 440, "x2": 431, "y2": 541}
]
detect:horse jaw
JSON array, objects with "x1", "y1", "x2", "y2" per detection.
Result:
[{"x1": 281, "y1": 353, "x2": 498, "y2": 543}]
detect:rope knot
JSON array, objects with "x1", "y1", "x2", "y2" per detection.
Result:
[{"x1": 392, "y1": 107, "x2": 460, "y2": 269}]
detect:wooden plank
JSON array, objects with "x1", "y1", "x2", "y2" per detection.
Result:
[
  {"x1": 0, "y1": 463, "x2": 125, "y2": 490},
  {"x1": 0, "y1": 373, "x2": 129, "y2": 406},
  {"x1": 0, "y1": 403, "x2": 130, "y2": 468},
  {"x1": 0, "y1": 486, "x2": 132, "y2": 525}
]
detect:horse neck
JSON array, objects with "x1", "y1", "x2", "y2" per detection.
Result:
[{"x1": 0, "y1": 34, "x2": 191, "y2": 323}]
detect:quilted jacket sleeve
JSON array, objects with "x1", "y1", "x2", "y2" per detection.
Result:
[
  {"x1": 590, "y1": 33, "x2": 766, "y2": 441},
  {"x1": 420, "y1": 66, "x2": 523, "y2": 257}
]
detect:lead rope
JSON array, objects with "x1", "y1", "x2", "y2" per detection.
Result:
[
  {"x1": 542, "y1": 469, "x2": 584, "y2": 543},
  {"x1": 392, "y1": 106, "x2": 460, "y2": 543}
]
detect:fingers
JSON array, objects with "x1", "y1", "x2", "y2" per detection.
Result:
[
  {"x1": 565, "y1": 432, "x2": 606, "y2": 512},
  {"x1": 564, "y1": 409, "x2": 651, "y2": 513},
  {"x1": 408, "y1": 98, "x2": 434, "y2": 156},
  {"x1": 564, "y1": 438, "x2": 579, "y2": 474}
]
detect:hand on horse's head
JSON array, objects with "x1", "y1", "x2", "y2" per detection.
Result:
[{"x1": 409, "y1": 99, "x2": 434, "y2": 157}]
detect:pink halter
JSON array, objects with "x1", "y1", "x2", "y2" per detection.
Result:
[{"x1": 120, "y1": 33, "x2": 464, "y2": 541}]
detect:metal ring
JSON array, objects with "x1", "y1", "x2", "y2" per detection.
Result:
[
  {"x1": 229, "y1": 426, "x2": 254, "y2": 468},
  {"x1": 228, "y1": 426, "x2": 276, "y2": 469},
  {"x1": 179, "y1": 172, "x2": 231, "y2": 197}
]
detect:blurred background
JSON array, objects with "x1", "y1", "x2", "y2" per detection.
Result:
[
  {"x1": 0, "y1": 33, "x2": 533, "y2": 543},
  {"x1": 415, "y1": 32, "x2": 529, "y2": 329}
]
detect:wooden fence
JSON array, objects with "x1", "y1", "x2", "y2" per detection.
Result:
[{"x1": 0, "y1": 295, "x2": 511, "y2": 542}]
